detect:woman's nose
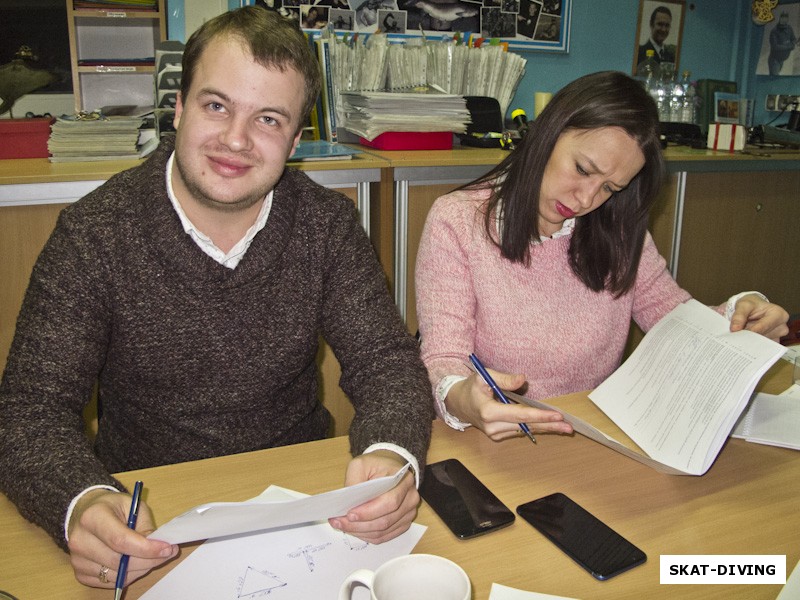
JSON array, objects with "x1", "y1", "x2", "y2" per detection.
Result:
[{"x1": 575, "y1": 181, "x2": 601, "y2": 208}]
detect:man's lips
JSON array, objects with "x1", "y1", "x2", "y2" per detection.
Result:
[
  {"x1": 208, "y1": 155, "x2": 252, "y2": 176},
  {"x1": 556, "y1": 202, "x2": 576, "y2": 218}
]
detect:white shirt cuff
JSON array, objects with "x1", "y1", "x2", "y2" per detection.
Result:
[
  {"x1": 362, "y1": 443, "x2": 420, "y2": 488},
  {"x1": 435, "y1": 375, "x2": 472, "y2": 431},
  {"x1": 64, "y1": 485, "x2": 119, "y2": 542},
  {"x1": 725, "y1": 291, "x2": 769, "y2": 321}
]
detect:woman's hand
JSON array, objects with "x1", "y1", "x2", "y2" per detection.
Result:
[
  {"x1": 445, "y1": 369, "x2": 573, "y2": 441},
  {"x1": 730, "y1": 294, "x2": 789, "y2": 342}
]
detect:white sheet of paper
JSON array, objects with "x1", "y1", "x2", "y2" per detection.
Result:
[
  {"x1": 731, "y1": 392, "x2": 800, "y2": 450},
  {"x1": 141, "y1": 485, "x2": 426, "y2": 600},
  {"x1": 589, "y1": 300, "x2": 785, "y2": 475},
  {"x1": 777, "y1": 557, "x2": 800, "y2": 600},
  {"x1": 781, "y1": 383, "x2": 800, "y2": 399},
  {"x1": 149, "y1": 464, "x2": 410, "y2": 544},
  {"x1": 488, "y1": 583, "x2": 578, "y2": 600}
]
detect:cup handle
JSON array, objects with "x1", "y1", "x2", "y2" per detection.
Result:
[{"x1": 338, "y1": 568, "x2": 376, "y2": 600}]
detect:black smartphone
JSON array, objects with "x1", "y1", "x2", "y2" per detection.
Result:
[
  {"x1": 419, "y1": 458, "x2": 515, "y2": 539},
  {"x1": 516, "y1": 492, "x2": 646, "y2": 580}
]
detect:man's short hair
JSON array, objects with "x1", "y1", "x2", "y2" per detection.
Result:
[
  {"x1": 650, "y1": 5, "x2": 672, "y2": 27},
  {"x1": 180, "y1": 6, "x2": 322, "y2": 129}
]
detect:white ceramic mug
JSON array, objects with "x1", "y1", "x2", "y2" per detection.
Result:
[{"x1": 338, "y1": 554, "x2": 471, "y2": 600}]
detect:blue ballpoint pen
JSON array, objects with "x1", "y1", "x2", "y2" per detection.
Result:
[
  {"x1": 469, "y1": 353, "x2": 536, "y2": 444},
  {"x1": 114, "y1": 480, "x2": 143, "y2": 600}
]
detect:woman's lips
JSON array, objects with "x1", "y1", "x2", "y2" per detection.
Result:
[{"x1": 556, "y1": 202, "x2": 576, "y2": 218}]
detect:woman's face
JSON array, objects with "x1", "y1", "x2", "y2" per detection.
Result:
[{"x1": 537, "y1": 127, "x2": 645, "y2": 237}]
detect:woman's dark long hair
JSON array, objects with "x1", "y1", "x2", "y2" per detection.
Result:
[{"x1": 467, "y1": 70, "x2": 665, "y2": 296}]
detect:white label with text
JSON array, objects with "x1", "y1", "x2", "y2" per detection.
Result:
[{"x1": 661, "y1": 555, "x2": 786, "y2": 584}]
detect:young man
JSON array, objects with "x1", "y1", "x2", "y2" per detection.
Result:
[
  {"x1": 0, "y1": 6, "x2": 433, "y2": 590},
  {"x1": 637, "y1": 5, "x2": 675, "y2": 65}
]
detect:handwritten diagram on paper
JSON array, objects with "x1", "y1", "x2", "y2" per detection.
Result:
[
  {"x1": 237, "y1": 567, "x2": 285, "y2": 598},
  {"x1": 141, "y1": 486, "x2": 426, "y2": 600}
]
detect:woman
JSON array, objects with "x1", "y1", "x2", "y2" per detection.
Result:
[{"x1": 415, "y1": 71, "x2": 788, "y2": 442}]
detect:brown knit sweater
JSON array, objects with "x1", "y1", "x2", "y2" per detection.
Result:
[{"x1": 0, "y1": 138, "x2": 433, "y2": 548}]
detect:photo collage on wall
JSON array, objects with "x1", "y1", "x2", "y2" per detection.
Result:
[{"x1": 256, "y1": 0, "x2": 564, "y2": 45}]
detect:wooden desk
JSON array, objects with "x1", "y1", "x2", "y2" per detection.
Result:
[{"x1": 1, "y1": 361, "x2": 796, "y2": 600}]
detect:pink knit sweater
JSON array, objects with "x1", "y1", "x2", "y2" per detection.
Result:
[{"x1": 415, "y1": 188, "x2": 706, "y2": 412}]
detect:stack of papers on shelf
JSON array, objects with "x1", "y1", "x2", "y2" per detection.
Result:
[
  {"x1": 339, "y1": 87, "x2": 470, "y2": 142},
  {"x1": 48, "y1": 112, "x2": 156, "y2": 162},
  {"x1": 426, "y1": 44, "x2": 527, "y2": 117}
]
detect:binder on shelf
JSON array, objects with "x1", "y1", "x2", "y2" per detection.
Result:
[
  {"x1": 157, "y1": 65, "x2": 182, "y2": 91},
  {"x1": 156, "y1": 90, "x2": 178, "y2": 109},
  {"x1": 153, "y1": 40, "x2": 184, "y2": 139},
  {"x1": 316, "y1": 37, "x2": 338, "y2": 143}
]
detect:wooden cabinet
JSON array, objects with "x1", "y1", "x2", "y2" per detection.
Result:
[
  {"x1": 676, "y1": 169, "x2": 800, "y2": 316},
  {"x1": 66, "y1": 0, "x2": 167, "y2": 112}
]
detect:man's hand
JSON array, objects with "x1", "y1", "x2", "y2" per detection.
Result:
[
  {"x1": 730, "y1": 294, "x2": 789, "y2": 342},
  {"x1": 329, "y1": 450, "x2": 419, "y2": 544},
  {"x1": 67, "y1": 489, "x2": 178, "y2": 588}
]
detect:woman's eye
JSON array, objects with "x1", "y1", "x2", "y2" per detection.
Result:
[{"x1": 576, "y1": 163, "x2": 587, "y2": 176}]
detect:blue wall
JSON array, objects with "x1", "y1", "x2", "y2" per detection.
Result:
[
  {"x1": 509, "y1": 0, "x2": 799, "y2": 129},
  {"x1": 167, "y1": 0, "x2": 800, "y2": 129}
]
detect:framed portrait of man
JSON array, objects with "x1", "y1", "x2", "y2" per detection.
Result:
[{"x1": 632, "y1": 0, "x2": 685, "y2": 76}]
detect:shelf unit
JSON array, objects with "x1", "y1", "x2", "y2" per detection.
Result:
[{"x1": 66, "y1": 1, "x2": 167, "y2": 112}]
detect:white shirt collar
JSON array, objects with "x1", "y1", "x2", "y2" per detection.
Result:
[
  {"x1": 166, "y1": 152, "x2": 273, "y2": 269},
  {"x1": 495, "y1": 199, "x2": 574, "y2": 243},
  {"x1": 649, "y1": 37, "x2": 664, "y2": 54}
]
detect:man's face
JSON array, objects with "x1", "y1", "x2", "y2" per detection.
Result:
[
  {"x1": 172, "y1": 36, "x2": 305, "y2": 214},
  {"x1": 651, "y1": 11, "x2": 671, "y2": 45}
]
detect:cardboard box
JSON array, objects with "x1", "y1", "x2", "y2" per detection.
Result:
[
  {"x1": 707, "y1": 122, "x2": 746, "y2": 152},
  {"x1": 0, "y1": 117, "x2": 53, "y2": 159},
  {"x1": 359, "y1": 131, "x2": 453, "y2": 151}
]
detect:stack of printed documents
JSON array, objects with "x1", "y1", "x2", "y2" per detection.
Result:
[
  {"x1": 48, "y1": 111, "x2": 156, "y2": 162},
  {"x1": 339, "y1": 87, "x2": 470, "y2": 141}
]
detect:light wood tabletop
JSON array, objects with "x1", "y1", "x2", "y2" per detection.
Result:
[
  {"x1": 0, "y1": 361, "x2": 796, "y2": 600},
  {"x1": 0, "y1": 151, "x2": 390, "y2": 187}
]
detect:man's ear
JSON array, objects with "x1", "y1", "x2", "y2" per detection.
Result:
[
  {"x1": 173, "y1": 91, "x2": 183, "y2": 129},
  {"x1": 288, "y1": 127, "x2": 303, "y2": 159}
]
